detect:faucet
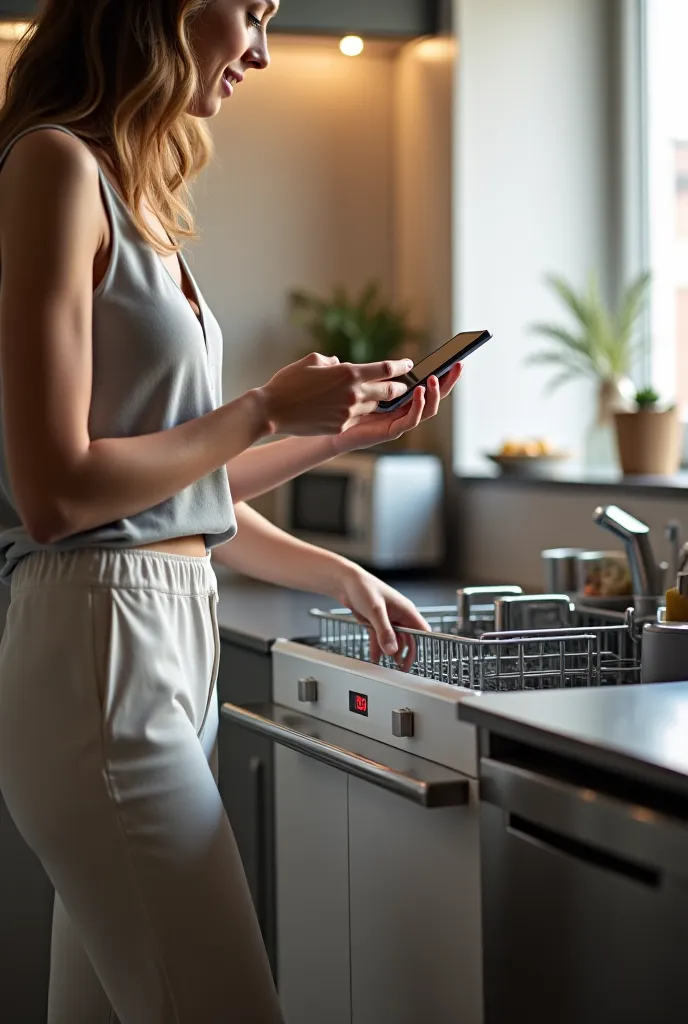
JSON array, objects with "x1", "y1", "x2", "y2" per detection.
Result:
[
  {"x1": 665, "y1": 520, "x2": 682, "y2": 582},
  {"x1": 593, "y1": 505, "x2": 664, "y2": 618}
]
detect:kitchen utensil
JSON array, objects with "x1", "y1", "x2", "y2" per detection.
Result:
[
  {"x1": 679, "y1": 542, "x2": 688, "y2": 574},
  {"x1": 456, "y1": 585, "x2": 522, "y2": 633},
  {"x1": 665, "y1": 520, "x2": 683, "y2": 582},
  {"x1": 593, "y1": 505, "x2": 663, "y2": 618},
  {"x1": 541, "y1": 548, "x2": 585, "y2": 594},
  {"x1": 641, "y1": 620, "x2": 688, "y2": 682},
  {"x1": 493, "y1": 594, "x2": 573, "y2": 633}
]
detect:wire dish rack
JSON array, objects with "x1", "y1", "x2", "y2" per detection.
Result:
[{"x1": 310, "y1": 602, "x2": 643, "y2": 693}]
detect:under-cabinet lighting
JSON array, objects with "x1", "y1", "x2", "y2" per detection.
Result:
[
  {"x1": 340, "y1": 35, "x2": 364, "y2": 58},
  {"x1": 0, "y1": 21, "x2": 30, "y2": 43}
]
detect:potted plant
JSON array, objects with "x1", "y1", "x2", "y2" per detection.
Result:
[
  {"x1": 613, "y1": 387, "x2": 682, "y2": 476},
  {"x1": 527, "y1": 271, "x2": 651, "y2": 467},
  {"x1": 289, "y1": 281, "x2": 425, "y2": 366}
]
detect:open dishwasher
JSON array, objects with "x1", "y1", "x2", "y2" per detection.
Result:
[{"x1": 222, "y1": 581, "x2": 645, "y2": 1024}]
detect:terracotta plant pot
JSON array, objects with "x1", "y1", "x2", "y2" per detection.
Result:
[{"x1": 613, "y1": 407, "x2": 682, "y2": 475}]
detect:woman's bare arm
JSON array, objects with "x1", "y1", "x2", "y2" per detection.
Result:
[
  {"x1": 213, "y1": 503, "x2": 431, "y2": 664},
  {"x1": 0, "y1": 131, "x2": 410, "y2": 544},
  {"x1": 0, "y1": 130, "x2": 269, "y2": 543}
]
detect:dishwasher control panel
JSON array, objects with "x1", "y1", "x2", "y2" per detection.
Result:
[{"x1": 272, "y1": 640, "x2": 479, "y2": 777}]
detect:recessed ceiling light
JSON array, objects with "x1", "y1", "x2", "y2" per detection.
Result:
[{"x1": 340, "y1": 36, "x2": 364, "y2": 58}]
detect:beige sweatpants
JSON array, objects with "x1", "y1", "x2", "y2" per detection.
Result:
[{"x1": 0, "y1": 548, "x2": 284, "y2": 1024}]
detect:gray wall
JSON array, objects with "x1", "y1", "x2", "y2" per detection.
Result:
[{"x1": 455, "y1": 480, "x2": 687, "y2": 591}]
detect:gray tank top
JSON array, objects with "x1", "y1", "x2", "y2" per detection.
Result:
[{"x1": 0, "y1": 125, "x2": 236, "y2": 581}]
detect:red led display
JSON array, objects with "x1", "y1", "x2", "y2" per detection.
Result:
[{"x1": 349, "y1": 690, "x2": 369, "y2": 717}]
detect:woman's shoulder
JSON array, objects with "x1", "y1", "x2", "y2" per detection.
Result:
[
  {"x1": 0, "y1": 125, "x2": 100, "y2": 191},
  {"x1": 0, "y1": 126, "x2": 104, "y2": 225}
]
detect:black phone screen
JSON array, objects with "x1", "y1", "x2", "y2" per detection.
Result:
[
  {"x1": 377, "y1": 329, "x2": 492, "y2": 412},
  {"x1": 403, "y1": 330, "x2": 491, "y2": 385}
]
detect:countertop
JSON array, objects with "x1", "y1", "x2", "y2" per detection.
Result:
[
  {"x1": 216, "y1": 570, "x2": 461, "y2": 652},
  {"x1": 458, "y1": 463, "x2": 688, "y2": 498},
  {"x1": 459, "y1": 683, "x2": 688, "y2": 798}
]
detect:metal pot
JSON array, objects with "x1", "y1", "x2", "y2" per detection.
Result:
[
  {"x1": 641, "y1": 622, "x2": 688, "y2": 683},
  {"x1": 541, "y1": 548, "x2": 585, "y2": 594}
]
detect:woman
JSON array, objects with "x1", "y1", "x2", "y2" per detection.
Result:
[{"x1": 0, "y1": 2, "x2": 461, "y2": 1022}]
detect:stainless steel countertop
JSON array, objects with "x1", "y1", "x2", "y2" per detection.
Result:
[
  {"x1": 215, "y1": 569, "x2": 461, "y2": 652},
  {"x1": 459, "y1": 683, "x2": 688, "y2": 798}
]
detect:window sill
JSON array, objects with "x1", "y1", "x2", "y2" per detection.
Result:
[{"x1": 456, "y1": 464, "x2": 688, "y2": 499}]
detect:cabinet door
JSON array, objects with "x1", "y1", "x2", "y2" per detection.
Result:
[
  {"x1": 269, "y1": 0, "x2": 438, "y2": 37},
  {"x1": 348, "y1": 777, "x2": 483, "y2": 1024},
  {"x1": 0, "y1": 1, "x2": 39, "y2": 15},
  {"x1": 216, "y1": 640, "x2": 276, "y2": 973},
  {"x1": 274, "y1": 747, "x2": 351, "y2": 1024},
  {"x1": 0, "y1": 793, "x2": 53, "y2": 1024}
]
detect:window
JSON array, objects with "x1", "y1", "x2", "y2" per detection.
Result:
[{"x1": 645, "y1": 0, "x2": 688, "y2": 416}]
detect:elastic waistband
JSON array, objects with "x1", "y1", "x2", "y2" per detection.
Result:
[{"x1": 11, "y1": 548, "x2": 217, "y2": 599}]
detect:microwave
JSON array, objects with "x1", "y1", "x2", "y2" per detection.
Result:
[{"x1": 273, "y1": 452, "x2": 445, "y2": 571}]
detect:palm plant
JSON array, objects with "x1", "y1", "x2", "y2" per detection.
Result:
[
  {"x1": 527, "y1": 271, "x2": 651, "y2": 390},
  {"x1": 289, "y1": 281, "x2": 424, "y2": 365}
]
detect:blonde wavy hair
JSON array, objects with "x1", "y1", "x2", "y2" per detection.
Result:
[{"x1": 0, "y1": 0, "x2": 214, "y2": 254}]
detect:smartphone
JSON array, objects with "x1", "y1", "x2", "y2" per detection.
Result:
[{"x1": 377, "y1": 329, "x2": 492, "y2": 413}]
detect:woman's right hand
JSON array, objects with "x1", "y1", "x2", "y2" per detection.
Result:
[{"x1": 258, "y1": 352, "x2": 415, "y2": 436}]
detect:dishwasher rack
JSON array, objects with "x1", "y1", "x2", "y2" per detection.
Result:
[{"x1": 310, "y1": 603, "x2": 642, "y2": 692}]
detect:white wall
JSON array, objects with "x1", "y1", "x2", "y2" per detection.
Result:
[
  {"x1": 191, "y1": 33, "x2": 456, "y2": 446},
  {"x1": 190, "y1": 34, "x2": 455, "y2": 516},
  {"x1": 190, "y1": 37, "x2": 398, "y2": 403},
  {"x1": 452, "y1": 0, "x2": 615, "y2": 469}
]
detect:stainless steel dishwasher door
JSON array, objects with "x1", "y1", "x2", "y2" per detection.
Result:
[
  {"x1": 479, "y1": 757, "x2": 688, "y2": 1024},
  {"x1": 223, "y1": 702, "x2": 483, "y2": 1024}
]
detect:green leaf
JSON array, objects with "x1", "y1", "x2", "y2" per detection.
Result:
[
  {"x1": 287, "y1": 280, "x2": 421, "y2": 363},
  {"x1": 545, "y1": 274, "x2": 596, "y2": 330},
  {"x1": 529, "y1": 269, "x2": 652, "y2": 388},
  {"x1": 635, "y1": 385, "x2": 661, "y2": 409},
  {"x1": 615, "y1": 271, "x2": 652, "y2": 361},
  {"x1": 531, "y1": 324, "x2": 596, "y2": 360}
]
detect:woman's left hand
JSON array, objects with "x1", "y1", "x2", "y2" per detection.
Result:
[
  {"x1": 333, "y1": 363, "x2": 462, "y2": 454},
  {"x1": 335, "y1": 565, "x2": 432, "y2": 671}
]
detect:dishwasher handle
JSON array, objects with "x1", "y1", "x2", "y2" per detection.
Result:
[
  {"x1": 221, "y1": 702, "x2": 469, "y2": 809},
  {"x1": 480, "y1": 757, "x2": 688, "y2": 877}
]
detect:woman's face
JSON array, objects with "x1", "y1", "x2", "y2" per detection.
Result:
[{"x1": 187, "y1": 0, "x2": 278, "y2": 118}]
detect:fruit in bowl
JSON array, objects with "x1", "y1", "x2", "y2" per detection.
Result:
[
  {"x1": 486, "y1": 439, "x2": 569, "y2": 477},
  {"x1": 499, "y1": 439, "x2": 556, "y2": 458}
]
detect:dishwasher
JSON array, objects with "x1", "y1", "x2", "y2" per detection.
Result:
[
  {"x1": 222, "y1": 590, "x2": 643, "y2": 1024},
  {"x1": 478, "y1": 747, "x2": 688, "y2": 1024}
]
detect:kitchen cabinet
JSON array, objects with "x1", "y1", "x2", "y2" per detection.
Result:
[
  {"x1": 216, "y1": 636, "x2": 277, "y2": 977},
  {"x1": 274, "y1": 744, "x2": 481, "y2": 1024},
  {"x1": 270, "y1": 0, "x2": 441, "y2": 38},
  {"x1": 0, "y1": 792, "x2": 53, "y2": 1024},
  {"x1": 274, "y1": 747, "x2": 351, "y2": 1024},
  {"x1": 0, "y1": 1, "x2": 36, "y2": 17},
  {"x1": 1, "y1": 1, "x2": 444, "y2": 37},
  {"x1": 348, "y1": 774, "x2": 481, "y2": 1024}
]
